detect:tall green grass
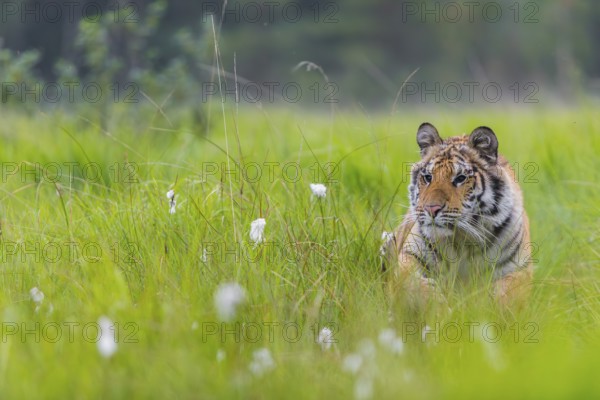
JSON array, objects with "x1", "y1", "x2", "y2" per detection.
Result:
[{"x1": 0, "y1": 104, "x2": 599, "y2": 398}]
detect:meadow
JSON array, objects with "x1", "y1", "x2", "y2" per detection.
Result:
[{"x1": 0, "y1": 103, "x2": 599, "y2": 399}]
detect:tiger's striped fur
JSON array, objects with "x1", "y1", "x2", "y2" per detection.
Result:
[{"x1": 386, "y1": 123, "x2": 532, "y2": 303}]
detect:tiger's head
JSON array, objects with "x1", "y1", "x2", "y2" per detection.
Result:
[{"x1": 408, "y1": 122, "x2": 503, "y2": 242}]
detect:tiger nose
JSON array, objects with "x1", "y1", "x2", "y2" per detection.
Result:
[{"x1": 424, "y1": 204, "x2": 443, "y2": 218}]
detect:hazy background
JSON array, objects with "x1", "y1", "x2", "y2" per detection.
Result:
[
  {"x1": 1, "y1": 0, "x2": 599, "y2": 111},
  {"x1": 2, "y1": 4, "x2": 600, "y2": 398}
]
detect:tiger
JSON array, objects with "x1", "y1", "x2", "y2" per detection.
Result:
[{"x1": 383, "y1": 122, "x2": 533, "y2": 305}]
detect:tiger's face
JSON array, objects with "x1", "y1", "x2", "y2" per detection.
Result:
[{"x1": 408, "y1": 123, "x2": 500, "y2": 241}]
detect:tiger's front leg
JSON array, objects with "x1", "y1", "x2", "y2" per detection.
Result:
[
  {"x1": 381, "y1": 221, "x2": 444, "y2": 309},
  {"x1": 386, "y1": 249, "x2": 446, "y2": 309},
  {"x1": 493, "y1": 265, "x2": 533, "y2": 307},
  {"x1": 493, "y1": 223, "x2": 534, "y2": 307}
]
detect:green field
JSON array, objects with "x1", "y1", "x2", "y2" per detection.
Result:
[{"x1": 1, "y1": 104, "x2": 599, "y2": 398}]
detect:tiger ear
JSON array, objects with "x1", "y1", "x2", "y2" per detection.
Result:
[
  {"x1": 416, "y1": 122, "x2": 442, "y2": 156},
  {"x1": 469, "y1": 126, "x2": 498, "y2": 164}
]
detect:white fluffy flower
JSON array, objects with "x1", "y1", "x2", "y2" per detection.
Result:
[
  {"x1": 249, "y1": 218, "x2": 266, "y2": 244},
  {"x1": 97, "y1": 316, "x2": 118, "y2": 358},
  {"x1": 30, "y1": 287, "x2": 44, "y2": 304},
  {"x1": 166, "y1": 189, "x2": 176, "y2": 214},
  {"x1": 214, "y1": 282, "x2": 246, "y2": 321},
  {"x1": 354, "y1": 376, "x2": 373, "y2": 400},
  {"x1": 249, "y1": 347, "x2": 275, "y2": 376},
  {"x1": 30, "y1": 287, "x2": 45, "y2": 313},
  {"x1": 378, "y1": 328, "x2": 404, "y2": 355},
  {"x1": 317, "y1": 327, "x2": 335, "y2": 351},
  {"x1": 354, "y1": 376, "x2": 374, "y2": 400},
  {"x1": 310, "y1": 183, "x2": 327, "y2": 198},
  {"x1": 379, "y1": 231, "x2": 395, "y2": 256},
  {"x1": 358, "y1": 339, "x2": 376, "y2": 359},
  {"x1": 342, "y1": 353, "x2": 363, "y2": 375}
]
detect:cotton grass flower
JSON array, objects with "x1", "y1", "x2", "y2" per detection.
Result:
[
  {"x1": 214, "y1": 282, "x2": 246, "y2": 322},
  {"x1": 354, "y1": 376, "x2": 374, "y2": 400},
  {"x1": 342, "y1": 339, "x2": 375, "y2": 375},
  {"x1": 310, "y1": 183, "x2": 327, "y2": 198},
  {"x1": 317, "y1": 326, "x2": 335, "y2": 351},
  {"x1": 166, "y1": 189, "x2": 176, "y2": 214},
  {"x1": 357, "y1": 339, "x2": 376, "y2": 359},
  {"x1": 379, "y1": 231, "x2": 395, "y2": 256},
  {"x1": 342, "y1": 339, "x2": 378, "y2": 400},
  {"x1": 30, "y1": 287, "x2": 44, "y2": 304},
  {"x1": 249, "y1": 218, "x2": 266, "y2": 245},
  {"x1": 30, "y1": 287, "x2": 44, "y2": 312},
  {"x1": 249, "y1": 347, "x2": 275, "y2": 376},
  {"x1": 377, "y1": 328, "x2": 404, "y2": 355},
  {"x1": 97, "y1": 316, "x2": 118, "y2": 358},
  {"x1": 342, "y1": 353, "x2": 363, "y2": 375}
]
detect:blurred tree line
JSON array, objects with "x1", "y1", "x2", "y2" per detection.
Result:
[{"x1": 0, "y1": 0, "x2": 598, "y2": 110}]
